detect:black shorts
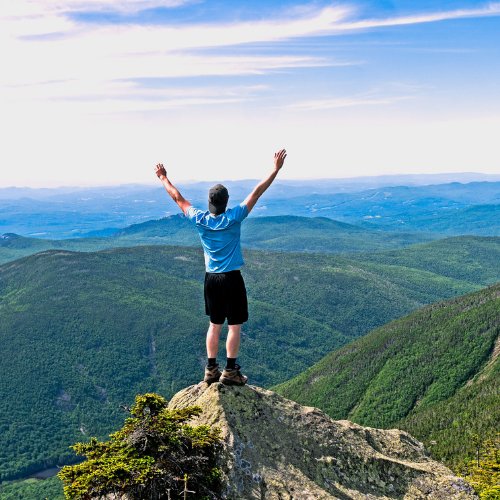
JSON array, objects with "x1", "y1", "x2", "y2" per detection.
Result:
[{"x1": 204, "y1": 270, "x2": 248, "y2": 325}]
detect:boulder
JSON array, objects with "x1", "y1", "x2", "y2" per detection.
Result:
[{"x1": 169, "y1": 383, "x2": 477, "y2": 499}]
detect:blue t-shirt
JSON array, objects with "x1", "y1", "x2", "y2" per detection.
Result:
[{"x1": 186, "y1": 204, "x2": 249, "y2": 273}]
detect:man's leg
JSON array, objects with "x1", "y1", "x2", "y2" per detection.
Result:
[
  {"x1": 206, "y1": 322, "x2": 223, "y2": 360},
  {"x1": 204, "y1": 322, "x2": 223, "y2": 384},
  {"x1": 220, "y1": 324, "x2": 247, "y2": 386},
  {"x1": 226, "y1": 324, "x2": 241, "y2": 358},
  {"x1": 226, "y1": 324, "x2": 241, "y2": 366}
]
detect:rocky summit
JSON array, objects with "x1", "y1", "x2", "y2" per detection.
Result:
[{"x1": 168, "y1": 383, "x2": 477, "y2": 500}]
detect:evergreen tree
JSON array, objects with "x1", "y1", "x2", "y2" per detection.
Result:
[{"x1": 58, "y1": 393, "x2": 222, "y2": 499}]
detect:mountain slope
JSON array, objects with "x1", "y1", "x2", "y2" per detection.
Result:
[
  {"x1": 399, "y1": 340, "x2": 499, "y2": 467},
  {"x1": 354, "y1": 236, "x2": 500, "y2": 285},
  {"x1": 0, "y1": 243, "x2": 494, "y2": 481},
  {"x1": 275, "y1": 284, "x2": 500, "y2": 466},
  {"x1": 0, "y1": 233, "x2": 112, "y2": 265}
]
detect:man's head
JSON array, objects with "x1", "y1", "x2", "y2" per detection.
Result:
[{"x1": 208, "y1": 184, "x2": 229, "y2": 215}]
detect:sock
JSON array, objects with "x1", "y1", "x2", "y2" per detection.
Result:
[
  {"x1": 226, "y1": 358, "x2": 237, "y2": 370},
  {"x1": 207, "y1": 358, "x2": 217, "y2": 367}
]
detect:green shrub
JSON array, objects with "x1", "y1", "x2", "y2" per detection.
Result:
[
  {"x1": 456, "y1": 433, "x2": 500, "y2": 499},
  {"x1": 58, "y1": 393, "x2": 221, "y2": 499}
]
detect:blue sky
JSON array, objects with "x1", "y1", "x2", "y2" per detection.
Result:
[{"x1": 1, "y1": 0, "x2": 499, "y2": 186}]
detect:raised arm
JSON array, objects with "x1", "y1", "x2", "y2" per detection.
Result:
[
  {"x1": 155, "y1": 163, "x2": 192, "y2": 215},
  {"x1": 243, "y1": 149, "x2": 287, "y2": 213}
]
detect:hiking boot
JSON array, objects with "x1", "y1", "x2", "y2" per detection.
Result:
[
  {"x1": 220, "y1": 364, "x2": 248, "y2": 386},
  {"x1": 204, "y1": 364, "x2": 222, "y2": 384}
]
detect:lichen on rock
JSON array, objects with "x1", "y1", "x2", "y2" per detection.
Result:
[{"x1": 168, "y1": 383, "x2": 477, "y2": 499}]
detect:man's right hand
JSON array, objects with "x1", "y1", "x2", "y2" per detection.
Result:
[
  {"x1": 274, "y1": 149, "x2": 287, "y2": 171},
  {"x1": 155, "y1": 163, "x2": 167, "y2": 179},
  {"x1": 243, "y1": 148, "x2": 287, "y2": 213}
]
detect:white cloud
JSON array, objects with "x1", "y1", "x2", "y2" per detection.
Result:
[
  {"x1": 2, "y1": 51, "x2": 329, "y2": 88},
  {"x1": 334, "y1": 2, "x2": 500, "y2": 31},
  {"x1": 288, "y1": 95, "x2": 413, "y2": 111},
  {"x1": 62, "y1": 0, "x2": 195, "y2": 13},
  {"x1": 1, "y1": 2, "x2": 353, "y2": 40},
  {"x1": 2, "y1": 80, "x2": 270, "y2": 114},
  {"x1": 0, "y1": 4, "x2": 353, "y2": 102},
  {"x1": 2, "y1": 1, "x2": 498, "y2": 98},
  {"x1": 4, "y1": 1, "x2": 500, "y2": 43},
  {"x1": 2, "y1": 0, "x2": 194, "y2": 18},
  {"x1": 3, "y1": 2, "x2": 499, "y2": 96}
]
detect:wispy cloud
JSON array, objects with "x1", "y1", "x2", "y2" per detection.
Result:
[
  {"x1": 288, "y1": 95, "x2": 414, "y2": 111},
  {"x1": 66, "y1": 0, "x2": 196, "y2": 13},
  {"x1": 1, "y1": 2, "x2": 499, "y2": 113},
  {"x1": 4, "y1": 1, "x2": 500, "y2": 43},
  {"x1": 3, "y1": 0, "x2": 194, "y2": 18},
  {"x1": 334, "y1": 2, "x2": 500, "y2": 31},
  {"x1": 2, "y1": 53, "x2": 331, "y2": 96},
  {"x1": 1, "y1": 4, "x2": 354, "y2": 92},
  {"x1": 4, "y1": 4, "x2": 354, "y2": 44}
]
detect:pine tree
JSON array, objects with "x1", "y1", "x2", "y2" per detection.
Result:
[{"x1": 58, "y1": 393, "x2": 222, "y2": 499}]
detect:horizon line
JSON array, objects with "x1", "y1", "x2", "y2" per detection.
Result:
[{"x1": 2, "y1": 171, "x2": 500, "y2": 191}]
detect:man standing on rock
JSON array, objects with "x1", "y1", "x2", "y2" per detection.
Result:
[{"x1": 155, "y1": 149, "x2": 287, "y2": 386}]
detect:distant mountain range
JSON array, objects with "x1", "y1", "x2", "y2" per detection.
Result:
[
  {"x1": 0, "y1": 215, "x2": 439, "y2": 265},
  {"x1": 1, "y1": 237, "x2": 499, "y2": 481},
  {"x1": 0, "y1": 179, "x2": 498, "y2": 238},
  {"x1": 258, "y1": 183, "x2": 500, "y2": 234},
  {"x1": 2, "y1": 172, "x2": 499, "y2": 199},
  {"x1": 276, "y1": 283, "x2": 500, "y2": 468}
]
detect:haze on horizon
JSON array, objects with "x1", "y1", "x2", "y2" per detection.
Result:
[{"x1": 1, "y1": 0, "x2": 499, "y2": 188}]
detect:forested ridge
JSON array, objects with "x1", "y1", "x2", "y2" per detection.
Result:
[
  {"x1": 276, "y1": 284, "x2": 500, "y2": 468},
  {"x1": 353, "y1": 235, "x2": 500, "y2": 285},
  {"x1": 0, "y1": 214, "x2": 438, "y2": 266}
]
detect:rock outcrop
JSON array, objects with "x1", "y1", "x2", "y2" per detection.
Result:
[{"x1": 169, "y1": 383, "x2": 477, "y2": 499}]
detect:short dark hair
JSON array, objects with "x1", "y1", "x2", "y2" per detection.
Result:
[{"x1": 208, "y1": 184, "x2": 229, "y2": 215}]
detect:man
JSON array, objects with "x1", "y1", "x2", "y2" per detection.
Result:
[{"x1": 155, "y1": 149, "x2": 287, "y2": 386}]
